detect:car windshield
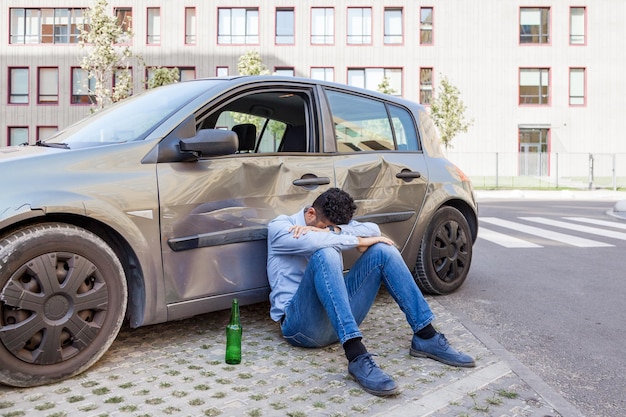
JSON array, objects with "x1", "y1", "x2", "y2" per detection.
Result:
[{"x1": 42, "y1": 80, "x2": 221, "y2": 149}]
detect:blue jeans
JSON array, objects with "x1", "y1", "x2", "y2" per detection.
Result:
[{"x1": 281, "y1": 243, "x2": 435, "y2": 347}]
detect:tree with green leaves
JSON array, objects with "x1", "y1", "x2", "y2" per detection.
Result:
[
  {"x1": 78, "y1": 0, "x2": 139, "y2": 111},
  {"x1": 237, "y1": 51, "x2": 270, "y2": 76},
  {"x1": 148, "y1": 67, "x2": 180, "y2": 89},
  {"x1": 429, "y1": 76, "x2": 473, "y2": 149},
  {"x1": 234, "y1": 52, "x2": 284, "y2": 150},
  {"x1": 377, "y1": 76, "x2": 396, "y2": 95}
]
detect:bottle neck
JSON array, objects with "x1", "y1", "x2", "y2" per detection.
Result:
[{"x1": 229, "y1": 299, "x2": 240, "y2": 324}]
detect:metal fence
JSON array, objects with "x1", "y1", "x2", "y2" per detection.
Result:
[{"x1": 444, "y1": 152, "x2": 626, "y2": 190}]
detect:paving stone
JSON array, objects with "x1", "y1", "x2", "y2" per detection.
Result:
[{"x1": 0, "y1": 290, "x2": 564, "y2": 417}]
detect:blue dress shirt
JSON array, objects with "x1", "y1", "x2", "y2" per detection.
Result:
[{"x1": 266, "y1": 208, "x2": 380, "y2": 322}]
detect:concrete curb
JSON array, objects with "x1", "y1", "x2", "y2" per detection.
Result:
[{"x1": 610, "y1": 200, "x2": 626, "y2": 220}]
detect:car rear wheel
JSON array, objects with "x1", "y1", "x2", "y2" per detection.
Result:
[
  {"x1": 414, "y1": 206, "x2": 473, "y2": 295},
  {"x1": 0, "y1": 223, "x2": 127, "y2": 387}
]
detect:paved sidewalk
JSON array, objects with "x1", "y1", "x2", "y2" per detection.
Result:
[
  {"x1": 4, "y1": 188, "x2": 616, "y2": 416},
  {"x1": 0, "y1": 290, "x2": 578, "y2": 417}
]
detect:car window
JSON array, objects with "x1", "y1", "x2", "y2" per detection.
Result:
[
  {"x1": 417, "y1": 108, "x2": 443, "y2": 157},
  {"x1": 325, "y1": 89, "x2": 420, "y2": 152},
  {"x1": 325, "y1": 90, "x2": 394, "y2": 152},
  {"x1": 389, "y1": 104, "x2": 420, "y2": 151},
  {"x1": 215, "y1": 111, "x2": 287, "y2": 153},
  {"x1": 45, "y1": 80, "x2": 214, "y2": 149},
  {"x1": 202, "y1": 90, "x2": 310, "y2": 153}
]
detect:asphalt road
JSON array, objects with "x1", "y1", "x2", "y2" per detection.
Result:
[{"x1": 443, "y1": 198, "x2": 626, "y2": 417}]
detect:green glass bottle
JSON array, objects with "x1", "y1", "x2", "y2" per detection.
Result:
[{"x1": 225, "y1": 298, "x2": 242, "y2": 364}]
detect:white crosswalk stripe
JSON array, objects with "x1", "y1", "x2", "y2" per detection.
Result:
[
  {"x1": 479, "y1": 217, "x2": 615, "y2": 248},
  {"x1": 564, "y1": 217, "x2": 626, "y2": 230},
  {"x1": 520, "y1": 217, "x2": 626, "y2": 241},
  {"x1": 478, "y1": 227, "x2": 542, "y2": 248}
]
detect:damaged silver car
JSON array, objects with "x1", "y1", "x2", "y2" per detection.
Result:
[{"x1": 0, "y1": 76, "x2": 478, "y2": 387}]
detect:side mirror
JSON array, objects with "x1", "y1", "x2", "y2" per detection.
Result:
[{"x1": 180, "y1": 129, "x2": 238, "y2": 158}]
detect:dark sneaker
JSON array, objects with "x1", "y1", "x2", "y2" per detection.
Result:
[
  {"x1": 410, "y1": 333, "x2": 475, "y2": 368},
  {"x1": 348, "y1": 353, "x2": 399, "y2": 396}
]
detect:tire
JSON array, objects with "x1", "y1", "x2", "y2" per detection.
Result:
[
  {"x1": 413, "y1": 206, "x2": 473, "y2": 295},
  {"x1": 0, "y1": 223, "x2": 127, "y2": 387}
]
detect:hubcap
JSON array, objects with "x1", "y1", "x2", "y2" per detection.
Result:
[
  {"x1": 44, "y1": 294, "x2": 71, "y2": 321},
  {"x1": 431, "y1": 220, "x2": 469, "y2": 283},
  {"x1": 0, "y1": 252, "x2": 109, "y2": 365}
]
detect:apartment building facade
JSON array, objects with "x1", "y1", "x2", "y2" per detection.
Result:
[{"x1": 2, "y1": 0, "x2": 625, "y2": 179}]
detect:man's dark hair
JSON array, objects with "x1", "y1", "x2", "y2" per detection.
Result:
[{"x1": 312, "y1": 188, "x2": 356, "y2": 225}]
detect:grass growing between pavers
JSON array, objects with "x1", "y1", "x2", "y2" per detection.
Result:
[
  {"x1": 433, "y1": 378, "x2": 560, "y2": 417},
  {"x1": 0, "y1": 291, "x2": 560, "y2": 417}
]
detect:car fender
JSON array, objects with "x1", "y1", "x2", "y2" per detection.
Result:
[
  {"x1": 0, "y1": 191, "x2": 165, "y2": 328},
  {"x1": 402, "y1": 182, "x2": 478, "y2": 267},
  {"x1": 426, "y1": 184, "x2": 477, "y2": 238},
  {"x1": 80, "y1": 198, "x2": 165, "y2": 327},
  {"x1": 0, "y1": 192, "x2": 86, "y2": 230},
  {"x1": 0, "y1": 204, "x2": 46, "y2": 229}
]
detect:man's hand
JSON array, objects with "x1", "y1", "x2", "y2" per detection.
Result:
[
  {"x1": 356, "y1": 236, "x2": 395, "y2": 252},
  {"x1": 288, "y1": 225, "x2": 327, "y2": 238}
]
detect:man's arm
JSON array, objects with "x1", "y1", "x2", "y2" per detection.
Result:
[
  {"x1": 355, "y1": 235, "x2": 396, "y2": 253},
  {"x1": 267, "y1": 215, "x2": 359, "y2": 255},
  {"x1": 339, "y1": 219, "x2": 381, "y2": 238}
]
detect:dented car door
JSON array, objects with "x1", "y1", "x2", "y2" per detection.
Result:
[
  {"x1": 323, "y1": 88, "x2": 429, "y2": 262},
  {"x1": 156, "y1": 85, "x2": 333, "y2": 319}
]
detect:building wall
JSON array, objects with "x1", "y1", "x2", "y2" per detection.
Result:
[{"x1": 2, "y1": 0, "x2": 625, "y2": 159}]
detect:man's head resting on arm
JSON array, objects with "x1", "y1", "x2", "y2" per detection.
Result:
[{"x1": 308, "y1": 188, "x2": 357, "y2": 227}]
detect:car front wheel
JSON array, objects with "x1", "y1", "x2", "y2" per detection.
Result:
[
  {"x1": 0, "y1": 223, "x2": 127, "y2": 387},
  {"x1": 414, "y1": 206, "x2": 473, "y2": 295}
]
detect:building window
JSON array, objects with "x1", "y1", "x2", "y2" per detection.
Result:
[
  {"x1": 419, "y1": 68, "x2": 433, "y2": 105},
  {"x1": 520, "y1": 7, "x2": 550, "y2": 44},
  {"x1": 347, "y1": 8, "x2": 372, "y2": 45},
  {"x1": 147, "y1": 7, "x2": 161, "y2": 44},
  {"x1": 275, "y1": 68, "x2": 295, "y2": 77},
  {"x1": 276, "y1": 8, "x2": 294, "y2": 44},
  {"x1": 218, "y1": 8, "x2": 259, "y2": 44},
  {"x1": 519, "y1": 127, "x2": 549, "y2": 176},
  {"x1": 115, "y1": 8, "x2": 132, "y2": 43},
  {"x1": 8, "y1": 127, "x2": 29, "y2": 146},
  {"x1": 569, "y1": 68, "x2": 585, "y2": 106},
  {"x1": 311, "y1": 67, "x2": 334, "y2": 82},
  {"x1": 384, "y1": 8, "x2": 403, "y2": 44},
  {"x1": 519, "y1": 128, "x2": 548, "y2": 152},
  {"x1": 420, "y1": 7, "x2": 433, "y2": 45},
  {"x1": 570, "y1": 7, "x2": 585, "y2": 45},
  {"x1": 115, "y1": 8, "x2": 132, "y2": 32},
  {"x1": 520, "y1": 68, "x2": 549, "y2": 105},
  {"x1": 146, "y1": 67, "x2": 195, "y2": 85},
  {"x1": 71, "y1": 67, "x2": 96, "y2": 104},
  {"x1": 37, "y1": 126, "x2": 58, "y2": 141},
  {"x1": 38, "y1": 67, "x2": 59, "y2": 103},
  {"x1": 185, "y1": 7, "x2": 196, "y2": 45},
  {"x1": 216, "y1": 67, "x2": 229, "y2": 77},
  {"x1": 311, "y1": 8, "x2": 334, "y2": 45},
  {"x1": 10, "y1": 8, "x2": 83, "y2": 44},
  {"x1": 9, "y1": 68, "x2": 29, "y2": 104},
  {"x1": 179, "y1": 67, "x2": 196, "y2": 81},
  {"x1": 10, "y1": 9, "x2": 39, "y2": 43},
  {"x1": 347, "y1": 68, "x2": 402, "y2": 96}
]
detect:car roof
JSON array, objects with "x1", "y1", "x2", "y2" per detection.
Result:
[{"x1": 187, "y1": 75, "x2": 425, "y2": 113}]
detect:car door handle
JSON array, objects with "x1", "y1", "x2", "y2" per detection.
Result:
[
  {"x1": 395, "y1": 170, "x2": 422, "y2": 180},
  {"x1": 292, "y1": 176, "x2": 331, "y2": 187}
]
